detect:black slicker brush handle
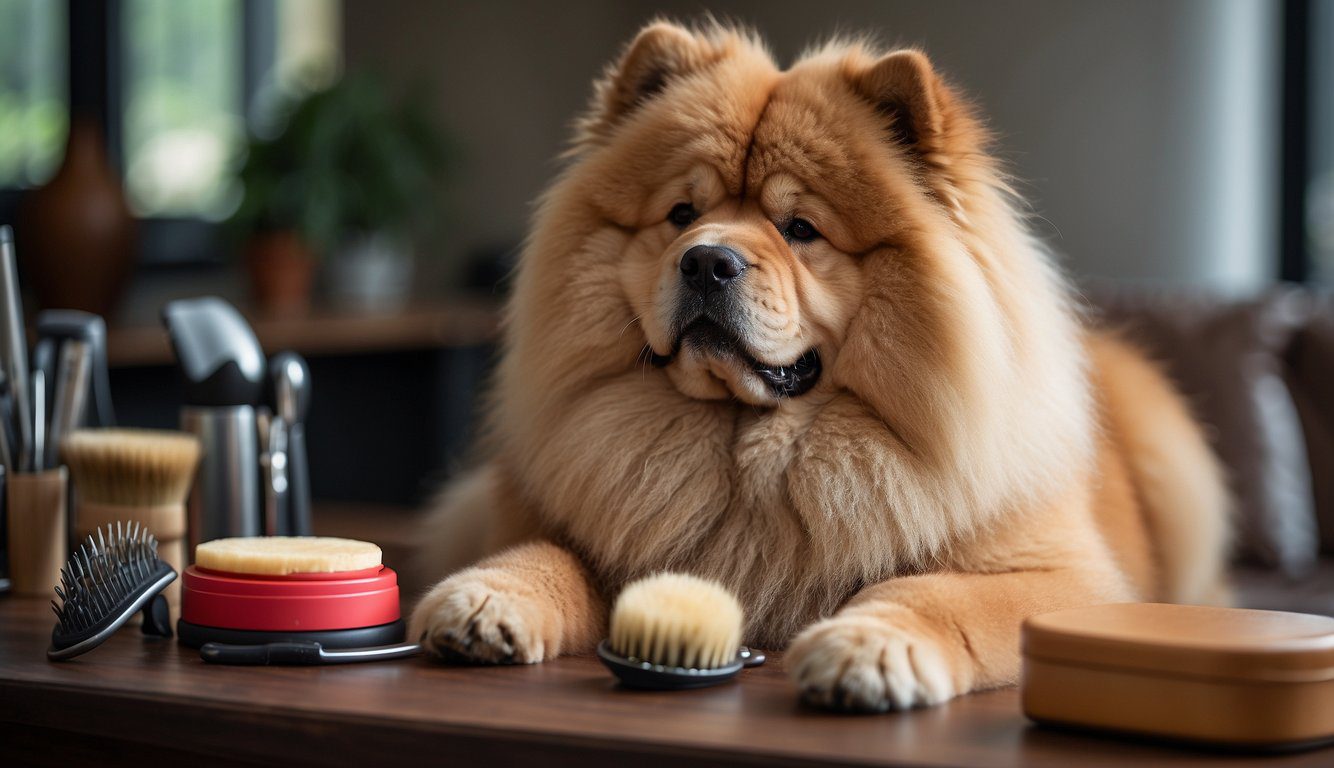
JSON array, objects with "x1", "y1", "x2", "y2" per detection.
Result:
[{"x1": 200, "y1": 640, "x2": 421, "y2": 665}]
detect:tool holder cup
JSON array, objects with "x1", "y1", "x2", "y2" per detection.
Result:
[{"x1": 6, "y1": 467, "x2": 68, "y2": 596}]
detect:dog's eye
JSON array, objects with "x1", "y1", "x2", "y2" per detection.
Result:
[
  {"x1": 668, "y1": 203, "x2": 697, "y2": 227},
  {"x1": 786, "y1": 218, "x2": 819, "y2": 242}
]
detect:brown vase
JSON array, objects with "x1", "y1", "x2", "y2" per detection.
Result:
[
  {"x1": 245, "y1": 231, "x2": 316, "y2": 314},
  {"x1": 18, "y1": 117, "x2": 136, "y2": 318}
]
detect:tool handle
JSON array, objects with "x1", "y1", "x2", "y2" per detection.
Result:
[
  {"x1": 199, "y1": 640, "x2": 421, "y2": 665},
  {"x1": 31, "y1": 337, "x2": 55, "y2": 420},
  {"x1": 46, "y1": 341, "x2": 91, "y2": 471},
  {"x1": 287, "y1": 423, "x2": 310, "y2": 535},
  {"x1": 260, "y1": 411, "x2": 287, "y2": 536},
  {"x1": 85, "y1": 318, "x2": 114, "y2": 427},
  {"x1": 200, "y1": 640, "x2": 324, "y2": 665},
  {"x1": 139, "y1": 593, "x2": 173, "y2": 637},
  {"x1": 0, "y1": 227, "x2": 31, "y2": 470},
  {"x1": 318, "y1": 642, "x2": 421, "y2": 663},
  {"x1": 31, "y1": 369, "x2": 44, "y2": 472}
]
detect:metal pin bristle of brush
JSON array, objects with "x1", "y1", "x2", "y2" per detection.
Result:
[{"x1": 48, "y1": 522, "x2": 177, "y2": 661}]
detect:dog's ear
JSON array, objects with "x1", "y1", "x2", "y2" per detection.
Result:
[
  {"x1": 847, "y1": 50, "x2": 947, "y2": 154},
  {"x1": 605, "y1": 23, "x2": 705, "y2": 117},
  {"x1": 580, "y1": 22, "x2": 717, "y2": 141}
]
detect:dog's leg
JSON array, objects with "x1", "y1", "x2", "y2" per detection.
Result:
[
  {"x1": 787, "y1": 565, "x2": 1128, "y2": 711},
  {"x1": 409, "y1": 540, "x2": 607, "y2": 664}
]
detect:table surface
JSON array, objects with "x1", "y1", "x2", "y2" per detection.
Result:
[{"x1": 1, "y1": 597, "x2": 1327, "y2": 767}]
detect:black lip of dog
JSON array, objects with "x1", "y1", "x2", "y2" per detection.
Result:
[{"x1": 650, "y1": 299, "x2": 823, "y2": 398}]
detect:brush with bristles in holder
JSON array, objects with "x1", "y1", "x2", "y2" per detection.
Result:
[
  {"x1": 61, "y1": 429, "x2": 202, "y2": 615},
  {"x1": 597, "y1": 572, "x2": 765, "y2": 690}
]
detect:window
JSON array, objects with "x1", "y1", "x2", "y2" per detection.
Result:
[
  {"x1": 0, "y1": 0, "x2": 340, "y2": 262},
  {"x1": 1284, "y1": 0, "x2": 1334, "y2": 283},
  {"x1": 120, "y1": 0, "x2": 341, "y2": 222},
  {"x1": 269, "y1": 0, "x2": 341, "y2": 112},
  {"x1": 1307, "y1": 0, "x2": 1334, "y2": 282},
  {"x1": 0, "y1": 0, "x2": 67, "y2": 189},
  {"x1": 122, "y1": 0, "x2": 244, "y2": 220}
]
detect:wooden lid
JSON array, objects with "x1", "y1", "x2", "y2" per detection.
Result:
[{"x1": 1023, "y1": 603, "x2": 1334, "y2": 683}]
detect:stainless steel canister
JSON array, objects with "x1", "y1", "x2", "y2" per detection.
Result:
[{"x1": 181, "y1": 404, "x2": 260, "y2": 556}]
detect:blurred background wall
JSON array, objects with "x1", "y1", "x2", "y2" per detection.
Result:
[{"x1": 344, "y1": 0, "x2": 1282, "y2": 293}]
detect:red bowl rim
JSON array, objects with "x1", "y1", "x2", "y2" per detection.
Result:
[{"x1": 193, "y1": 565, "x2": 385, "y2": 581}]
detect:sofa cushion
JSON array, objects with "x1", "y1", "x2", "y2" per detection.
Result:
[
  {"x1": 1086, "y1": 285, "x2": 1318, "y2": 576},
  {"x1": 1232, "y1": 560, "x2": 1334, "y2": 617}
]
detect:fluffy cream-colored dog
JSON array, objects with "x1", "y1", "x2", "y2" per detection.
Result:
[{"x1": 410, "y1": 21, "x2": 1229, "y2": 711}]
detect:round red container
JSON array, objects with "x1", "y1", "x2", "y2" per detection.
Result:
[{"x1": 180, "y1": 564, "x2": 401, "y2": 632}]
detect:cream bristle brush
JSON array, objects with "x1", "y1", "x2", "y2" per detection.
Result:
[
  {"x1": 597, "y1": 572, "x2": 765, "y2": 690},
  {"x1": 61, "y1": 429, "x2": 202, "y2": 614}
]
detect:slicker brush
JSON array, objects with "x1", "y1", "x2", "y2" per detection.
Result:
[
  {"x1": 48, "y1": 522, "x2": 176, "y2": 660},
  {"x1": 61, "y1": 429, "x2": 201, "y2": 614},
  {"x1": 597, "y1": 572, "x2": 765, "y2": 690}
]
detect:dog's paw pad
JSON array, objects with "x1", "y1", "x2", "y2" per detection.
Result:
[{"x1": 788, "y1": 616, "x2": 955, "y2": 712}]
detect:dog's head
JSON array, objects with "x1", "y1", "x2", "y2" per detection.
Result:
[{"x1": 556, "y1": 22, "x2": 1012, "y2": 411}]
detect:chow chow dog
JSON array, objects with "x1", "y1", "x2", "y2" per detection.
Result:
[{"x1": 410, "y1": 20, "x2": 1229, "y2": 711}]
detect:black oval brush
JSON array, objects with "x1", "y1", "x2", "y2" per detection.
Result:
[
  {"x1": 598, "y1": 572, "x2": 766, "y2": 690},
  {"x1": 47, "y1": 522, "x2": 177, "y2": 661}
]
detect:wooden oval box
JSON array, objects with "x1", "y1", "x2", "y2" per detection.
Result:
[{"x1": 1021, "y1": 603, "x2": 1334, "y2": 749}]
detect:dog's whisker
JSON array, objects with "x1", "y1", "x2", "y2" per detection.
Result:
[{"x1": 619, "y1": 313, "x2": 645, "y2": 338}]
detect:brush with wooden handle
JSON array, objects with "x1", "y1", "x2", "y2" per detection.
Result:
[{"x1": 61, "y1": 429, "x2": 202, "y2": 614}]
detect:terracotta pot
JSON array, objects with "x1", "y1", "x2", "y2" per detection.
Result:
[
  {"x1": 19, "y1": 118, "x2": 136, "y2": 317},
  {"x1": 245, "y1": 231, "x2": 316, "y2": 314}
]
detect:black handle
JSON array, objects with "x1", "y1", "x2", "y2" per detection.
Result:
[
  {"x1": 200, "y1": 640, "x2": 324, "y2": 665},
  {"x1": 287, "y1": 424, "x2": 311, "y2": 535},
  {"x1": 139, "y1": 593, "x2": 173, "y2": 638}
]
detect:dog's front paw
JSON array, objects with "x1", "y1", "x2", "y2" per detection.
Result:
[
  {"x1": 787, "y1": 615, "x2": 957, "y2": 712},
  {"x1": 409, "y1": 574, "x2": 547, "y2": 664}
]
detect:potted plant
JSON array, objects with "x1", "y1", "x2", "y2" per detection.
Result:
[{"x1": 231, "y1": 73, "x2": 449, "y2": 312}]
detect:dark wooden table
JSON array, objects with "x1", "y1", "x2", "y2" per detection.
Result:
[{"x1": 1, "y1": 597, "x2": 1328, "y2": 767}]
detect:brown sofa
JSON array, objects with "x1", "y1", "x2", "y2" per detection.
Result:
[{"x1": 1088, "y1": 284, "x2": 1334, "y2": 616}]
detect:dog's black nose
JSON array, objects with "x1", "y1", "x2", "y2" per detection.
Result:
[{"x1": 680, "y1": 245, "x2": 746, "y2": 296}]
